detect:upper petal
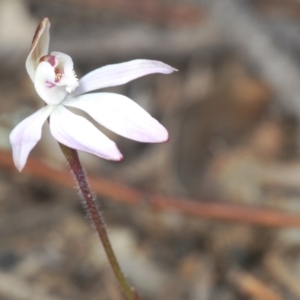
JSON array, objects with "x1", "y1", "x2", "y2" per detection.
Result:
[
  {"x1": 26, "y1": 18, "x2": 50, "y2": 82},
  {"x1": 72, "y1": 59, "x2": 177, "y2": 96},
  {"x1": 9, "y1": 106, "x2": 53, "y2": 171},
  {"x1": 49, "y1": 106, "x2": 123, "y2": 161},
  {"x1": 64, "y1": 93, "x2": 169, "y2": 143}
]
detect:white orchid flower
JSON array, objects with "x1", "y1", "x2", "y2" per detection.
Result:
[{"x1": 10, "y1": 18, "x2": 176, "y2": 171}]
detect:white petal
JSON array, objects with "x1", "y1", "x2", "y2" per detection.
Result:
[
  {"x1": 34, "y1": 61, "x2": 68, "y2": 105},
  {"x1": 50, "y1": 106, "x2": 123, "y2": 161},
  {"x1": 72, "y1": 59, "x2": 177, "y2": 96},
  {"x1": 26, "y1": 18, "x2": 50, "y2": 82},
  {"x1": 64, "y1": 93, "x2": 169, "y2": 143},
  {"x1": 9, "y1": 106, "x2": 53, "y2": 171}
]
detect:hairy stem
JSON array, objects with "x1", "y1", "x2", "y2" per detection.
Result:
[{"x1": 59, "y1": 143, "x2": 140, "y2": 300}]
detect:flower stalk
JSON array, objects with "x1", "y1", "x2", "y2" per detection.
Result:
[{"x1": 59, "y1": 143, "x2": 140, "y2": 300}]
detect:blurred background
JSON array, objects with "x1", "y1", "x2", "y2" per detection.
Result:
[{"x1": 2, "y1": 0, "x2": 300, "y2": 299}]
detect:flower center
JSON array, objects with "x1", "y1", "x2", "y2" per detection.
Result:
[
  {"x1": 40, "y1": 55, "x2": 63, "y2": 83},
  {"x1": 39, "y1": 53, "x2": 78, "y2": 93},
  {"x1": 54, "y1": 68, "x2": 63, "y2": 82}
]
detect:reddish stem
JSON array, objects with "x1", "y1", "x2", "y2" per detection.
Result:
[{"x1": 59, "y1": 144, "x2": 140, "y2": 300}]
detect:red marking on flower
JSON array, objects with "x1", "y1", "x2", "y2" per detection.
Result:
[
  {"x1": 40, "y1": 55, "x2": 56, "y2": 66},
  {"x1": 45, "y1": 80, "x2": 55, "y2": 88}
]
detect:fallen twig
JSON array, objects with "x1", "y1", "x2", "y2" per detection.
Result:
[
  {"x1": 229, "y1": 270, "x2": 283, "y2": 300},
  {"x1": 1, "y1": 149, "x2": 300, "y2": 228},
  {"x1": 265, "y1": 253, "x2": 300, "y2": 298}
]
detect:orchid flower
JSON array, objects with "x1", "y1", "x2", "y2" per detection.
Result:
[{"x1": 10, "y1": 18, "x2": 176, "y2": 171}]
